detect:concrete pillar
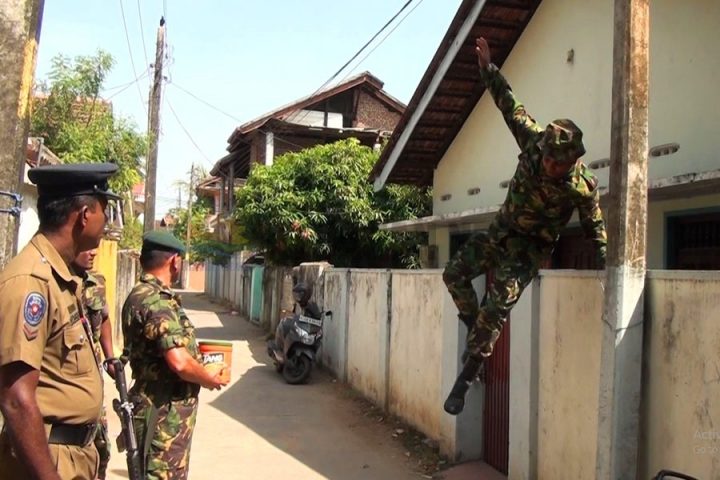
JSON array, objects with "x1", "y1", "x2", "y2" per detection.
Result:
[{"x1": 595, "y1": 0, "x2": 650, "y2": 478}]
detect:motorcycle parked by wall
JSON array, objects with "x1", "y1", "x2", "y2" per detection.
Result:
[{"x1": 267, "y1": 283, "x2": 331, "y2": 384}]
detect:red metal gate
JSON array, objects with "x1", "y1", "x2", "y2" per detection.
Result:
[{"x1": 482, "y1": 312, "x2": 510, "y2": 475}]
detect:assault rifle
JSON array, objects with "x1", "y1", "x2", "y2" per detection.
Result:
[{"x1": 105, "y1": 358, "x2": 143, "y2": 480}]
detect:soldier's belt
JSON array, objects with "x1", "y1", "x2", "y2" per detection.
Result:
[{"x1": 47, "y1": 423, "x2": 97, "y2": 446}]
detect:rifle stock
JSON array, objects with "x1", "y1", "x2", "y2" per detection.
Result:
[{"x1": 105, "y1": 358, "x2": 144, "y2": 480}]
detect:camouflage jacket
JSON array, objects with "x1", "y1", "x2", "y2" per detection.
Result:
[
  {"x1": 82, "y1": 272, "x2": 108, "y2": 345},
  {"x1": 481, "y1": 64, "x2": 607, "y2": 262},
  {"x1": 121, "y1": 273, "x2": 201, "y2": 400}
]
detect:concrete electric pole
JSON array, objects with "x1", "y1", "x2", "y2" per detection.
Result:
[
  {"x1": 143, "y1": 16, "x2": 165, "y2": 233},
  {"x1": 595, "y1": 0, "x2": 650, "y2": 478}
]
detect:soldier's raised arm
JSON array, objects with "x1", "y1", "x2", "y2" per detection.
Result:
[{"x1": 475, "y1": 37, "x2": 543, "y2": 153}]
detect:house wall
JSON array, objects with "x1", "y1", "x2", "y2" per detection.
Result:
[
  {"x1": 432, "y1": 0, "x2": 720, "y2": 242},
  {"x1": 18, "y1": 181, "x2": 38, "y2": 251},
  {"x1": 355, "y1": 90, "x2": 401, "y2": 131}
]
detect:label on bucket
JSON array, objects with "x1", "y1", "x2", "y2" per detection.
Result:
[{"x1": 197, "y1": 340, "x2": 232, "y2": 382}]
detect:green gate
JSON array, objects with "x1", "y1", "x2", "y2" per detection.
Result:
[{"x1": 249, "y1": 266, "x2": 264, "y2": 324}]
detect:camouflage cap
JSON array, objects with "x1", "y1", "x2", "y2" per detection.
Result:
[
  {"x1": 536, "y1": 118, "x2": 586, "y2": 163},
  {"x1": 142, "y1": 230, "x2": 186, "y2": 255}
]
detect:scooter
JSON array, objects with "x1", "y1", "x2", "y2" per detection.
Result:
[{"x1": 267, "y1": 283, "x2": 331, "y2": 384}]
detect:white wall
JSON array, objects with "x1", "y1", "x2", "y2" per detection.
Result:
[
  {"x1": 321, "y1": 269, "x2": 350, "y2": 381},
  {"x1": 433, "y1": 0, "x2": 720, "y2": 219},
  {"x1": 641, "y1": 271, "x2": 720, "y2": 480},
  {"x1": 346, "y1": 270, "x2": 391, "y2": 408},
  {"x1": 535, "y1": 271, "x2": 605, "y2": 480},
  {"x1": 388, "y1": 272, "x2": 445, "y2": 440},
  {"x1": 18, "y1": 182, "x2": 38, "y2": 250}
]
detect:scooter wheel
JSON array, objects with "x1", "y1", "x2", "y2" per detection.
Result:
[{"x1": 282, "y1": 355, "x2": 312, "y2": 385}]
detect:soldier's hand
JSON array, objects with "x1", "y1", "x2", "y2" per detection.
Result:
[
  {"x1": 203, "y1": 371, "x2": 229, "y2": 390},
  {"x1": 476, "y1": 37, "x2": 491, "y2": 70},
  {"x1": 105, "y1": 361, "x2": 117, "y2": 380}
]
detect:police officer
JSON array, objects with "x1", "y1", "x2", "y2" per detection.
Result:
[
  {"x1": 442, "y1": 38, "x2": 607, "y2": 415},
  {"x1": 73, "y1": 248, "x2": 114, "y2": 479},
  {"x1": 0, "y1": 163, "x2": 120, "y2": 479},
  {"x1": 122, "y1": 231, "x2": 228, "y2": 480}
]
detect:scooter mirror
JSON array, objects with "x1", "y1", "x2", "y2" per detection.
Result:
[{"x1": 324, "y1": 311, "x2": 333, "y2": 317}]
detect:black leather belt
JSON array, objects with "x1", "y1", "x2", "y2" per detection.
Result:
[{"x1": 47, "y1": 423, "x2": 97, "y2": 446}]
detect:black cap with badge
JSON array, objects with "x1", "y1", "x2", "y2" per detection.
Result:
[{"x1": 28, "y1": 163, "x2": 123, "y2": 201}]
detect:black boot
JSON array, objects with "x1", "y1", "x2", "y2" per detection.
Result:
[{"x1": 444, "y1": 356, "x2": 483, "y2": 415}]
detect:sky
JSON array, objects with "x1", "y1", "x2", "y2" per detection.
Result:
[{"x1": 35, "y1": 0, "x2": 463, "y2": 218}]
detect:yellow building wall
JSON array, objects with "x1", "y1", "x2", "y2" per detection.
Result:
[{"x1": 92, "y1": 238, "x2": 119, "y2": 356}]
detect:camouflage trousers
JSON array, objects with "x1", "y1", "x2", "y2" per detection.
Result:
[
  {"x1": 443, "y1": 231, "x2": 550, "y2": 358},
  {"x1": 94, "y1": 406, "x2": 111, "y2": 480},
  {"x1": 133, "y1": 394, "x2": 199, "y2": 480}
]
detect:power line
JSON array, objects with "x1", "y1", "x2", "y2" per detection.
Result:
[
  {"x1": 165, "y1": 97, "x2": 213, "y2": 166},
  {"x1": 167, "y1": 81, "x2": 306, "y2": 150},
  {"x1": 118, "y1": 0, "x2": 147, "y2": 116},
  {"x1": 319, "y1": 0, "x2": 413, "y2": 93},
  {"x1": 340, "y1": 0, "x2": 426, "y2": 82},
  {"x1": 169, "y1": 82, "x2": 242, "y2": 123},
  {"x1": 290, "y1": 0, "x2": 414, "y2": 127},
  {"x1": 136, "y1": 0, "x2": 150, "y2": 72}
]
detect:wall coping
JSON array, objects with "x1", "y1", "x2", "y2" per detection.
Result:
[
  {"x1": 647, "y1": 269, "x2": 720, "y2": 280},
  {"x1": 538, "y1": 269, "x2": 605, "y2": 279}
]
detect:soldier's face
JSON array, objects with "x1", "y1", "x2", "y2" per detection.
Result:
[
  {"x1": 73, "y1": 249, "x2": 97, "y2": 271},
  {"x1": 542, "y1": 155, "x2": 577, "y2": 180}
]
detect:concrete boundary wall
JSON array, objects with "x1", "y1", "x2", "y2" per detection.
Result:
[
  {"x1": 346, "y1": 270, "x2": 391, "y2": 408},
  {"x1": 640, "y1": 270, "x2": 720, "y2": 480}
]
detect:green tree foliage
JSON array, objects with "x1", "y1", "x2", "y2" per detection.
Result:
[
  {"x1": 234, "y1": 138, "x2": 431, "y2": 268},
  {"x1": 30, "y1": 50, "x2": 147, "y2": 195}
]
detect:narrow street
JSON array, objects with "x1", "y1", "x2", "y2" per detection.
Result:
[{"x1": 104, "y1": 291, "x2": 428, "y2": 480}]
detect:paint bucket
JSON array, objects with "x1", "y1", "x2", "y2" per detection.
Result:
[{"x1": 197, "y1": 340, "x2": 232, "y2": 383}]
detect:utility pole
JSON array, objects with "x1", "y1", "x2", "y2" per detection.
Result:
[
  {"x1": 143, "y1": 16, "x2": 165, "y2": 233},
  {"x1": 595, "y1": 0, "x2": 649, "y2": 478},
  {"x1": 183, "y1": 164, "x2": 195, "y2": 288},
  {"x1": 0, "y1": 0, "x2": 44, "y2": 270}
]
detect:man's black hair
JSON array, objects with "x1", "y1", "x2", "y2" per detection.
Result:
[
  {"x1": 37, "y1": 195, "x2": 99, "y2": 232},
  {"x1": 140, "y1": 249, "x2": 177, "y2": 271}
]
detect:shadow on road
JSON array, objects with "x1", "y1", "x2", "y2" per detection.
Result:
[{"x1": 179, "y1": 292, "x2": 419, "y2": 480}]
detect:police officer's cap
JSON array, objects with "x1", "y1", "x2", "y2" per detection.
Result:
[
  {"x1": 28, "y1": 163, "x2": 122, "y2": 201},
  {"x1": 142, "y1": 230, "x2": 187, "y2": 256}
]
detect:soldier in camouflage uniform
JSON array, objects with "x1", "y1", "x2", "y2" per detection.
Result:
[
  {"x1": 73, "y1": 249, "x2": 115, "y2": 479},
  {"x1": 443, "y1": 38, "x2": 607, "y2": 415},
  {"x1": 121, "y1": 231, "x2": 228, "y2": 480}
]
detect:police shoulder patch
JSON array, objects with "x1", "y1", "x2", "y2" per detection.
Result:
[{"x1": 23, "y1": 292, "x2": 47, "y2": 327}]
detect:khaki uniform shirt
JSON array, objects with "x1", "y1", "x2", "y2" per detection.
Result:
[{"x1": 0, "y1": 233, "x2": 103, "y2": 424}]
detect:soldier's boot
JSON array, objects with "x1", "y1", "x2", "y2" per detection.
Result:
[{"x1": 444, "y1": 355, "x2": 483, "y2": 416}]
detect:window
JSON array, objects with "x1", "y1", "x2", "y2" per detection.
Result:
[{"x1": 666, "y1": 212, "x2": 720, "y2": 270}]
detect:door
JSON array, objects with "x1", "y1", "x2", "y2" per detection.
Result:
[{"x1": 249, "y1": 266, "x2": 264, "y2": 324}]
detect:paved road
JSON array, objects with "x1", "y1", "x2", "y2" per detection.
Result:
[{"x1": 104, "y1": 291, "x2": 424, "y2": 480}]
